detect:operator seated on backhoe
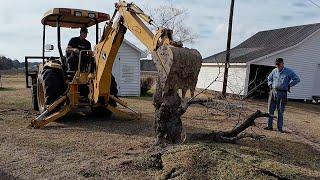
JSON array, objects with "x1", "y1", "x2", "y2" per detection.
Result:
[{"x1": 66, "y1": 27, "x2": 92, "y2": 72}]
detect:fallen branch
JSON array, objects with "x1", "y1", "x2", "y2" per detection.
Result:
[
  {"x1": 188, "y1": 110, "x2": 271, "y2": 143},
  {"x1": 223, "y1": 110, "x2": 269, "y2": 137}
]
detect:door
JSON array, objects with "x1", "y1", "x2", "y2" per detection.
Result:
[
  {"x1": 312, "y1": 64, "x2": 320, "y2": 96},
  {"x1": 119, "y1": 58, "x2": 140, "y2": 96}
]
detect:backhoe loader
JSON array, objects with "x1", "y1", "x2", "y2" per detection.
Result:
[{"x1": 26, "y1": 1, "x2": 202, "y2": 144}]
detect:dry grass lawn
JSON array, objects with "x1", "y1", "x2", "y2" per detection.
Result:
[{"x1": 1, "y1": 74, "x2": 320, "y2": 179}]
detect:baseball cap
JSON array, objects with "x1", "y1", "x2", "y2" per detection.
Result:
[
  {"x1": 275, "y1": 58, "x2": 284, "y2": 65},
  {"x1": 80, "y1": 27, "x2": 88, "y2": 34}
]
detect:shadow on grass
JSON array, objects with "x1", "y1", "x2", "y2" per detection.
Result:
[
  {"x1": 159, "y1": 139, "x2": 320, "y2": 179},
  {"x1": 141, "y1": 91, "x2": 154, "y2": 97},
  {"x1": 0, "y1": 87, "x2": 15, "y2": 91},
  {"x1": 40, "y1": 110, "x2": 212, "y2": 141},
  {"x1": 286, "y1": 101, "x2": 320, "y2": 114},
  {"x1": 240, "y1": 137, "x2": 320, "y2": 169},
  {"x1": 0, "y1": 169, "x2": 23, "y2": 180},
  {"x1": 186, "y1": 133, "x2": 320, "y2": 173},
  {"x1": 127, "y1": 90, "x2": 154, "y2": 101},
  {"x1": 41, "y1": 111, "x2": 151, "y2": 135}
]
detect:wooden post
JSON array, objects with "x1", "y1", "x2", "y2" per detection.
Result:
[{"x1": 222, "y1": 0, "x2": 235, "y2": 98}]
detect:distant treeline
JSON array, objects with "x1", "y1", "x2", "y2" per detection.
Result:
[{"x1": 0, "y1": 56, "x2": 38, "y2": 70}]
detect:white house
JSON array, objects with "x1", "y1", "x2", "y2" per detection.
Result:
[
  {"x1": 197, "y1": 23, "x2": 320, "y2": 100},
  {"x1": 112, "y1": 39, "x2": 146, "y2": 96}
]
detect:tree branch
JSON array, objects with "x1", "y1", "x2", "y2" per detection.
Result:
[
  {"x1": 188, "y1": 110, "x2": 271, "y2": 143},
  {"x1": 223, "y1": 110, "x2": 269, "y2": 137}
]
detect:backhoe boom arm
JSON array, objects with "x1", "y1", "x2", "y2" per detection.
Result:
[{"x1": 93, "y1": 1, "x2": 202, "y2": 104}]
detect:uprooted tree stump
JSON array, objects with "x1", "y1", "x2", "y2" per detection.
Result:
[
  {"x1": 151, "y1": 45, "x2": 202, "y2": 145},
  {"x1": 189, "y1": 110, "x2": 271, "y2": 143},
  {"x1": 153, "y1": 83, "x2": 187, "y2": 145}
]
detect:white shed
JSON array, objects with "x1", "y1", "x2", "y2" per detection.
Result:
[
  {"x1": 112, "y1": 39, "x2": 146, "y2": 96},
  {"x1": 197, "y1": 23, "x2": 320, "y2": 100}
]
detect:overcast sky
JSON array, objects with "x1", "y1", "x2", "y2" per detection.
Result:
[{"x1": 0, "y1": 0, "x2": 320, "y2": 61}]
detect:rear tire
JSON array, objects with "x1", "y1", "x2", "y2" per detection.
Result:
[
  {"x1": 37, "y1": 75, "x2": 46, "y2": 113},
  {"x1": 37, "y1": 68, "x2": 66, "y2": 113}
]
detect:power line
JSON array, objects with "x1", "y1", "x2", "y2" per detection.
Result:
[{"x1": 308, "y1": 0, "x2": 320, "y2": 8}]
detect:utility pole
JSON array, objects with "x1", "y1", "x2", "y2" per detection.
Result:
[
  {"x1": 222, "y1": 0, "x2": 235, "y2": 98},
  {"x1": 0, "y1": 71, "x2": 2, "y2": 89}
]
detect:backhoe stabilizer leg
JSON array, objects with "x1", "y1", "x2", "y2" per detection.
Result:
[
  {"x1": 107, "y1": 95, "x2": 141, "y2": 120},
  {"x1": 29, "y1": 106, "x2": 71, "y2": 129},
  {"x1": 109, "y1": 95, "x2": 139, "y2": 114},
  {"x1": 29, "y1": 95, "x2": 69, "y2": 128},
  {"x1": 35, "y1": 109, "x2": 49, "y2": 122},
  {"x1": 106, "y1": 105, "x2": 141, "y2": 120}
]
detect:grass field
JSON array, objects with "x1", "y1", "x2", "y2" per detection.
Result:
[{"x1": 1, "y1": 74, "x2": 320, "y2": 179}]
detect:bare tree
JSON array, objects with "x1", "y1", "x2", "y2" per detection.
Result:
[{"x1": 146, "y1": 2, "x2": 198, "y2": 44}]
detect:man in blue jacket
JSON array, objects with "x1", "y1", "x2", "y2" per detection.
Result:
[{"x1": 265, "y1": 58, "x2": 300, "y2": 132}]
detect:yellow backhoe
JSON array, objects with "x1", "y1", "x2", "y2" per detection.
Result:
[{"x1": 26, "y1": 1, "x2": 202, "y2": 143}]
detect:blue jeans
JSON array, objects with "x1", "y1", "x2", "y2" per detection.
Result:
[{"x1": 267, "y1": 90, "x2": 287, "y2": 130}]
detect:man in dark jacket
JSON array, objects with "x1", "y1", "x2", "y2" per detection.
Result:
[{"x1": 66, "y1": 27, "x2": 91, "y2": 71}]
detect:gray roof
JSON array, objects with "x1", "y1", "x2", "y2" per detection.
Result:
[{"x1": 203, "y1": 23, "x2": 320, "y2": 63}]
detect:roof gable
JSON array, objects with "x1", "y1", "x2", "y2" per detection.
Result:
[
  {"x1": 204, "y1": 23, "x2": 320, "y2": 63},
  {"x1": 122, "y1": 39, "x2": 147, "y2": 58}
]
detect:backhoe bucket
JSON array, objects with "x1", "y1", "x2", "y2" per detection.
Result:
[{"x1": 152, "y1": 45, "x2": 202, "y2": 94}]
